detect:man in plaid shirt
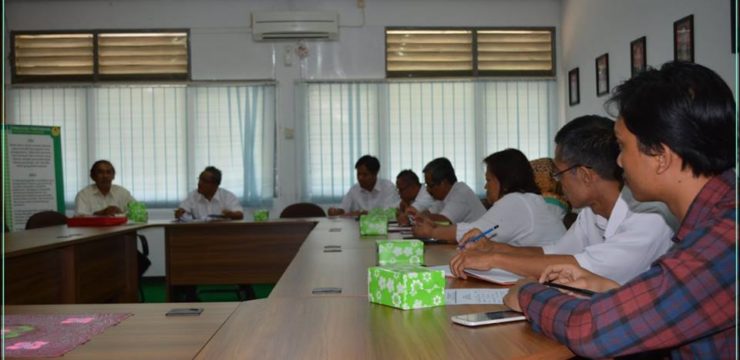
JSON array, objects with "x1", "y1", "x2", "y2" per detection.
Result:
[{"x1": 504, "y1": 61, "x2": 736, "y2": 358}]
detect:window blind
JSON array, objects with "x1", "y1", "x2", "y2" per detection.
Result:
[
  {"x1": 386, "y1": 30, "x2": 473, "y2": 76},
  {"x1": 477, "y1": 30, "x2": 553, "y2": 75},
  {"x1": 13, "y1": 34, "x2": 94, "y2": 76},
  {"x1": 300, "y1": 79, "x2": 556, "y2": 202},
  {"x1": 7, "y1": 83, "x2": 275, "y2": 208},
  {"x1": 386, "y1": 28, "x2": 554, "y2": 77},
  {"x1": 98, "y1": 32, "x2": 188, "y2": 76}
]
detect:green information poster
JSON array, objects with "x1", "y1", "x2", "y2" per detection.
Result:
[{"x1": 3, "y1": 125, "x2": 65, "y2": 231}]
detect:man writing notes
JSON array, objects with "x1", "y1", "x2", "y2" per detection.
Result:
[
  {"x1": 175, "y1": 166, "x2": 243, "y2": 220},
  {"x1": 505, "y1": 62, "x2": 736, "y2": 359},
  {"x1": 395, "y1": 169, "x2": 439, "y2": 225},
  {"x1": 328, "y1": 155, "x2": 399, "y2": 216},
  {"x1": 450, "y1": 115, "x2": 676, "y2": 285},
  {"x1": 75, "y1": 160, "x2": 135, "y2": 216}
]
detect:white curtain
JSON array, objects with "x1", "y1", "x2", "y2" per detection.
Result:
[
  {"x1": 299, "y1": 79, "x2": 557, "y2": 202},
  {"x1": 7, "y1": 83, "x2": 276, "y2": 208}
]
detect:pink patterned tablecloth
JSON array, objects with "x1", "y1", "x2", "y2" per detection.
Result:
[{"x1": 3, "y1": 313, "x2": 132, "y2": 358}]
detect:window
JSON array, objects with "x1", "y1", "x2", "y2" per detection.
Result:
[
  {"x1": 11, "y1": 30, "x2": 190, "y2": 83},
  {"x1": 7, "y1": 83, "x2": 275, "y2": 208},
  {"x1": 386, "y1": 27, "x2": 554, "y2": 77},
  {"x1": 299, "y1": 79, "x2": 557, "y2": 202}
]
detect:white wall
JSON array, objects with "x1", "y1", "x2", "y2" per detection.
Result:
[
  {"x1": 7, "y1": 0, "x2": 562, "y2": 275},
  {"x1": 561, "y1": 0, "x2": 736, "y2": 120}
]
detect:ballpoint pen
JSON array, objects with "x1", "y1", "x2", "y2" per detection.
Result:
[{"x1": 458, "y1": 224, "x2": 499, "y2": 250}]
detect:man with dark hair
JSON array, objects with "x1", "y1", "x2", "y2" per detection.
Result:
[
  {"x1": 175, "y1": 166, "x2": 243, "y2": 220},
  {"x1": 328, "y1": 155, "x2": 399, "y2": 216},
  {"x1": 75, "y1": 160, "x2": 136, "y2": 216},
  {"x1": 451, "y1": 115, "x2": 676, "y2": 285},
  {"x1": 505, "y1": 62, "x2": 736, "y2": 359},
  {"x1": 416, "y1": 157, "x2": 486, "y2": 224},
  {"x1": 395, "y1": 169, "x2": 439, "y2": 225}
]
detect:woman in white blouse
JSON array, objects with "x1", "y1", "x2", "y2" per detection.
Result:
[{"x1": 414, "y1": 148, "x2": 566, "y2": 247}]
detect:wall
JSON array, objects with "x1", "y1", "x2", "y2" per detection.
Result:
[
  {"x1": 6, "y1": 0, "x2": 563, "y2": 275},
  {"x1": 561, "y1": 0, "x2": 736, "y2": 120}
]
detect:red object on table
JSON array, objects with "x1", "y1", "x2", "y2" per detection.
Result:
[{"x1": 67, "y1": 216, "x2": 128, "y2": 227}]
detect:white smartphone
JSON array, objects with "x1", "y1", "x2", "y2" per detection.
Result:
[{"x1": 451, "y1": 310, "x2": 526, "y2": 327}]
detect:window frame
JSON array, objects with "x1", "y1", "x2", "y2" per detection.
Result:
[
  {"x1": 385, "y1": 26, "x2": 556, "y2": 78},
  {"x1": 11, "y1": 29, "x2": 192, "y2": 84}
]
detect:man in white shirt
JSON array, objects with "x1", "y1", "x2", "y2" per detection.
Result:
[
  {"x1": 175, "y1": 166, "x2": 244, "y2": 220},
  {"x1": 395, "y1": 169, "x2": 440, "y2": 225},
  {"x1": 328, "y1": 155, "x2": 399, "y2": 216},
  {"x1": 450, "y1": 115, "x2": 676, "y2": 284},
  {"x1": 416, "y1": 157, "x2": 486, "y2": 224},
  {"x1": 75, "y1": 160, "x2": 136, "y2": 216}
]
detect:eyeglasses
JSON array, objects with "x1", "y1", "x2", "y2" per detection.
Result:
[
  {"x1": 551, "y1": 164, "x2": 588, "y2": 181},
  {"x1": 424, "y1": 182, "x2": 438, "y2": 190}
]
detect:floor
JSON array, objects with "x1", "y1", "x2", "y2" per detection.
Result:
[{"x1": 140, "y1": 277, "x2": 274, "y2": 302}]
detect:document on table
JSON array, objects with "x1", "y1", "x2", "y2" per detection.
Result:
[
  {"x1": 426, "y1": 265, "x2": 521, "y2": 285},
  {"x1": 444, "y1": 288, "x2": 508, "y2": 305}
]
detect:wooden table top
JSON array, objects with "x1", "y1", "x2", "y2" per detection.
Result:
[
  {"x1": 4, "y1": 302, "x2": 239, "y2": 360},
  {"x1": 196, "y1": 297, "x2": 573, "y2": 360}
]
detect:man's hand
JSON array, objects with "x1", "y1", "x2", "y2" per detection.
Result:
[
  {"x1": 539, "y1": 263, "x2": 619, "y2": 294},
  {"x1": 174, "y1": 208, "x2": 187, "y2": 219},
  {"x1": 94, "y1": 206, "x2": 122, "y2": 216},
  {"x1": 222, "y1": 209, "x2": 244, "y2": 220},
  {"x1": 412, "y1": 216, "x2": 436, "y2": 238},
  {"x1": 449, "y1": 249, "x2": 496, "y2": 279},
  {"x1": 327, "y1": 207, "x2": 345, "y2": 216},
  {"x1": 503, "y1": 278, "x2": 537, "y2": 312}
]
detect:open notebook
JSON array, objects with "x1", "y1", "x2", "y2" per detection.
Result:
[{"x1": 427, "y1": 265, "x2": 522, "y2": 285}]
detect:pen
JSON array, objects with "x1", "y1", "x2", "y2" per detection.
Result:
[
  {"x1": 458, "y1": 225, "x2": 499, "y2": 250},
  {"x1": 543, "y1": 281, "x2": 596, "y2": 297}
]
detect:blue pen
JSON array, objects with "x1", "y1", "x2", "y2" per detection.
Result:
[{"x1": 458, "y1": 225, "x2": 499, "y2": 250}]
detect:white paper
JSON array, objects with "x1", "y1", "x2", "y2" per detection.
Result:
[
  {"x1": 426, "y1": 265, "x2": 521, "y2": 285},
  {"x1": 445, "y1": 288, "x2": 508, "y2": 305}
]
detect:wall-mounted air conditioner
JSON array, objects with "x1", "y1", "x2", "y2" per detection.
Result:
[{"x1": 252, "y1": 11, "x2": 339, "y2": 41}]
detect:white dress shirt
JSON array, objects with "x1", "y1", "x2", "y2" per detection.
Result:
[
  {"x1": 75, "y1": 184, "x2": 136, "y2": 215},
  {"x1": 456, "y1": 192, "x2": 566, "y2": 247},
  {"x1": 542, "y1": 187, "x2": 677, "y2": 284},
  {"x1": 179, "y1": 188, "x2": 244, "y2": 220},
  {"x1": 410, "y1": 186, "x2": 441, "y2": 212},
  {"x1": 339, "y1": 178, "x2": 400, "y2": 213},
  {"x1": 438, "y1": 181, "x2": 487, "y2": 224}
]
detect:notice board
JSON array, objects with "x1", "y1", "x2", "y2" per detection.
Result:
[{"x1": 3, "y1": 125, "x2": 65, "y2": 231}]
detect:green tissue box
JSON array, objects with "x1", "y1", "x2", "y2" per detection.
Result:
[
  {"x1": 127, "y1": 201, "x2": 148, "y2": 223},
  {"x1": 368, "y1": 207, "x2": 397, "y2": 222},
  {"x1": 367, "y1": 265, "x2": 445, "y2": 310},
  {"x1": 376, "y1": 239, "x2": 424, "y2": 266},
  {"x1": 360, "y1": 215, "x2": 388, "y2": 236}
]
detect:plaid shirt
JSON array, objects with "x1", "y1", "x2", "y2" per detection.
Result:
[{"x1": 519, "y1": 169, "x2": 736, "y2": 359}]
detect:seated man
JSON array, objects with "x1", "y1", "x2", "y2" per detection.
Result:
[
  {"x1": 395, "y1": 169, "x2": 439, "y2": 225},
  {"x1": 414, "y1": 157, "x2": 486, "y2": 225},
  {"x1": 175, "y1": 166, "x2": 243, "y2": 220},
  {"x1": 328, "y1": 155, "x2": 399, "y2": 216},
  {"x1": 75, "y1": 160, "x2": 135, "y2": 216},
  {"x1": 450, "y1": 115, "x2": 676, "y2": 285},
  {"x1": 505, "y1": 62, "x2": 736, "y2": 358}
]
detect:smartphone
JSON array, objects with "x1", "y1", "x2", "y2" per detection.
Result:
[
  {"x1": 451, "y1": 310, "x2": 526, "y2": 327},
  {"x1": 165, "y1": 308, "x2": 204, "y2": 316}
]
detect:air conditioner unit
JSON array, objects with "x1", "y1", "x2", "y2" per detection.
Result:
[{"x1": 252, "y1": 11, "x2": 339, "y2": 41}]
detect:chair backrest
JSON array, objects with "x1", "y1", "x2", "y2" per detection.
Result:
[
  {"x1": 279, "y1": 203, "x2": 326, "y2": 218},
  {"x1": 25, "y1": 210, "x2": 68, "y2": 230}
]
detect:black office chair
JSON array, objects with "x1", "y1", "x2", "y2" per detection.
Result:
[
  {"x1": 25, "y1": 210, "x2": 68, "y2": 229},
  {"x1": 279, "y1": 203, "x2": 326, "y2": 218}
]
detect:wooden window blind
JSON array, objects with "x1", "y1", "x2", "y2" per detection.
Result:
[
  {"x1": 11, "y1": 30, "x2": 190, "y2": 83},
  {"x1": 98, "y1": 32, "x2": 188, "y2": 76},
  {"x1": 386, "y1": 29, "x2": 473, "y2": 77},
  {"x1": 477, "y1": 29, "x2": 553, "y2": 75},
  {"x1": 13, "y1": 33, "x2": 94, "y2": 77},
  {"x1": 386, "y1": 27, "x2": 554, "y2": 78}
]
